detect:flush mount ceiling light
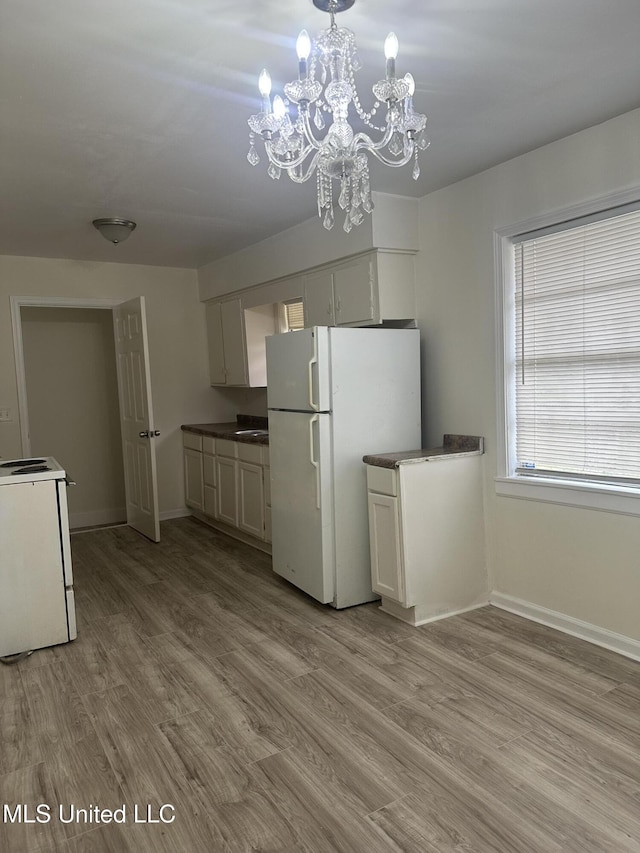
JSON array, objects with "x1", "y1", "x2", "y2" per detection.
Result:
[
  {"x1": 247, "y1": 0, "x2": 429, "y2": 233},
  {"x1": 92, "y1": 218, "x2": 137, "y2": 244}
]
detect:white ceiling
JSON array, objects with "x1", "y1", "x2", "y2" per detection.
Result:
[{"x1": 2, "y1": 0, "x2": 640, "y2": 269}]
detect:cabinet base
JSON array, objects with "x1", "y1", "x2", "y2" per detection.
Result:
[
  {"x1": 379, "y1": 596, "x2": 489, "y2": 627},
  {"x1": 189, "y1": 511, "x2": 272, "y2": 555}
]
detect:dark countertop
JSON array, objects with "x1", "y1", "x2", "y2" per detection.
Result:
[
  {"x1": 182, "y1": 414, "x2": 269, "y2": 446},
  {"x1": 363, "y1": 434, "x2": 484, "y2": 469}
]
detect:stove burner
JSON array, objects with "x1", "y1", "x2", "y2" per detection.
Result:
[
  {"x1": 11, "y1": 466, "x2": 51, "y2": 475},
  {"x1": 1, "y1": 459, "x2": 47, "y2": 468}
]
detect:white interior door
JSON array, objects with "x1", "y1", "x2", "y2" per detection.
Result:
[{"x1": 113, "y1": 297, "x2": 160, "y2": 542}]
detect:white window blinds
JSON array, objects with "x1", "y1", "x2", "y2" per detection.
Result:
[
  {"x1": 284, "y1": 300, "x2": 305, "y2": 331},
  {"x1": 514, "y1": 207, "x2": 640, "y2": 483}
]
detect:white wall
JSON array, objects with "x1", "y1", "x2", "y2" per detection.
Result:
[
  {"x1": 0, "y1": 256, "x2": 237, "y2": 517},
  {"x1": 415, "y1": 107, "x2": 640, "y2": 642},
  {"x1": 21, "y1": 307, "x2": 126, "y2": 528}
]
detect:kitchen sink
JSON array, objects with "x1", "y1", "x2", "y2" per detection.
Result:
[{"x1": 233, "y1": 429, "x2": 268, "y2": 436}]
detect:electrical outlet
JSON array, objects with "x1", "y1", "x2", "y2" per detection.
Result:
[{"x1": 0, "y1": 408, "x2": 12, "y2": 422}]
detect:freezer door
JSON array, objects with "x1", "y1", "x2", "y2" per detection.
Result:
[
  {"x1": 269, "y1": 409, "x2": 335, "y2": 603},
  {"x1": 266, "y1": 327, "x2": 331, "y2": 412}
]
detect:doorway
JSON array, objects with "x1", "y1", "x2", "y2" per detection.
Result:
[
  {"x1": 20, "y1": 306, "x2": 126, "y2": 530},
  {"x1": 11, "y1": 296, "x2": 160, "y2": 540}
]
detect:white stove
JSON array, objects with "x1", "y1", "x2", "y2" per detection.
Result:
[
  {"x1": 0, "y1": 456, "x2": 77, "y2": 659},
  {"x1": 0, "y1": 456, "x2": 66, "y2": 484}
]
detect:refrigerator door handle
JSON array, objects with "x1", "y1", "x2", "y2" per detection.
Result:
[
  {"x1": 308, "y1": 414, "x2": 320, "y2": 509},
  {"x1": 308, "y1": 333, "x2": 319, "y2": 412}
]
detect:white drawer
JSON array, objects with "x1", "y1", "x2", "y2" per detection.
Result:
[
  {"x1": 202, "y1": 436, "x2": 215, "y2": 455},
  {"x1": 216, "y1": 438, "x2": 238, "y2": 458},
  {"x1": 238, "y1": 442, "x2": 262, "y2": 464},
  {"x1": 183, "y1": 431, "x2": 202, "y2": 451},
  {"x1": 366, "y1": 464, "x2": 397, "y2": 496}
]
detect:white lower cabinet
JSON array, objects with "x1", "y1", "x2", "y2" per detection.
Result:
[
  {"x1": 183, "y1": 433, "x2": 204, "y2": 511},
  {"x1": 202, "y1": 436, "x2": 216, "y2": 518},
  {"x1": 216, "y1": 450, "x2": 238, "y2": 527},
  {"x1": 366, "y1": 455, "x2": 486, "y2": 626},
  {"x1": 183, "y1": 430, "x2": 271, "y2": 549}
]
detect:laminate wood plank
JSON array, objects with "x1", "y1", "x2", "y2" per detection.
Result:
[
  {"x1": 213, "y1": 647, "x2": 411, "y2": 813},
  {"x1": 253, "y1": 747, "x2": 403, "y2": 853},
  {"x1": 158, "y1": 714, "x2": 300, "y2": 851},
  {"x1": 463, "y1": 605, "x2": 640, "y2": 687},
  {"x1": 20, "y1": 664, "x2": 96, "y2": 762},
  {"x1": 285, "y1": 666, "x2": 566, "y2": 853},
  {"x1": 0, "y1": 762, "x2": 66, "y2": 853},
  {"x1": 0, "y1": 668, "x2": 45, "y2": 775},
  {"x1": 80, "y1": 684, "x2": 229, "y2": 852},
  {"x1": 384, "y1": 697, "x2": 638, "y2": 852},
  {"x1": 502, "y1": 727, "x2": 640, "y2": 843},
  {"x1": 478, "y1": 649, "x2": 640, "y2": 752},
  {"x1": 368, "y1": 794, "x2": 473, "y2": 853},
  {"x1": 425, "y1": 612, "x2": 623, "y2": 697}
]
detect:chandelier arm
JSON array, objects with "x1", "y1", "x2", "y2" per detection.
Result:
[
  {"x1": 352, "y1": 124, "x2": 396, "y2": 153},
  {"x1": 299, "y1": 109, "x2": 324, "y2": 150},
  {"x1": 365, "y1": 146, "x2": 415, "y2": 169},
  {"x1": 286, "y1": 150, "x2": 323, "y2": 183},
  {"x1": 263, "y1": 140, "x2": 318, "y2": 172}
]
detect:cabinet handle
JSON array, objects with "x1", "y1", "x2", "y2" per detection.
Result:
[{"x1": 309, "y1": 414, "x2": 320, "y2": 510}]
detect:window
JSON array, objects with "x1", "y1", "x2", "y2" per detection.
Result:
[
  {"x1": 496, "y1": 198, "x2": 640, "y2": 513},
  {"x1": 282, "y1": 299, "x2": 305, "y2": 332}
]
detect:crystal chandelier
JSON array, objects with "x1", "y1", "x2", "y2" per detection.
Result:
[{"x1": 247, "y1": 0, "x2": 428, "y2": 233}]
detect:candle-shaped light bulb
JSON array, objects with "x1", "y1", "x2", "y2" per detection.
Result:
[
  {"x1": 384, "y1": 32, "x2": 399, "y2": 79},
  {"x1": 258, "y1": 68, "x2": 272, "y2": 113},
  {"x1": 273, "y1": 95, "x2": 286, "y2": 120},
  {"x1": 296, "y1": 29, "x2": 311, "y2": 60},
  {"x1": 404, "y1": 72, "x2": 415, "y2": 97},
  {"x1": 258, "y1": 69, "x2": 272, "y2": 98},
  {"x1": 296, "y1": 29, "x2": 311, "y2": 80}
]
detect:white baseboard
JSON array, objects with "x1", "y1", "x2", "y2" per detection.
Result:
[
  {"x1": 489, "y1": 592, "x2": 640, "y2": 662},
  {"x1": 160, "y1": 508, "x2": 192, "y2": 521},
  {"x1": 69, "y1": 508, "x2": 126, "y2": 530}
]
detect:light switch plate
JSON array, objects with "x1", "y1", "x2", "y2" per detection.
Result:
[{"x1": 0, "y1": 408, "x2": 12, "y2": 422}]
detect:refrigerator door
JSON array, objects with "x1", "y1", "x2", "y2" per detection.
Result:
[
  {"x1": 269, "y1": 409, "x2": 335, "y2": 603},
  {"x1": 266, "y1": 327, "x2": 331, "y2": 413}
]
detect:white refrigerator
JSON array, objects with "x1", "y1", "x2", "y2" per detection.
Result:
[{"x1": 266, "y1": 326, "x2": 421, "y2": 608}]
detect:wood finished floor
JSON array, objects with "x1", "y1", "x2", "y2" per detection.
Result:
[{"x1": 1, "y1": 517, "x2": 640, "y2": 852}]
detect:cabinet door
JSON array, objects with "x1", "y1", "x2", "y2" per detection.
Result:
[
  {"x1": 216, "y1": 456, "x2": 238, "y2": 526},
  {"x1": 221, "y1": 299, "x2": 248, "y2": 385},
  {"x1": 304, "y1": 269, "x2": 335, "y2": 327},
  {"x1": 205, "y1": 302, "x2": 226, "y2": 385},
  {"x1": 202, "y1": 453, "x2": 216, "y2": 517},
  {"x1": 367, "y1": 492, "x2": 404, "y2": 603},
  {"x1": 238, "y1": 461, "x2": 265, "y2": 539},
  {"x1": 334, "y1": 255, "x2": 376, "y2": 326},
  {"x1": 184, "y1": 449, "x2": 204, "y2": 511}
]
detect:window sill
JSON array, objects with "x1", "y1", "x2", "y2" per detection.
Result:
[{"x1": 495, "y1": 475, "x2": 640, "y2": 516}]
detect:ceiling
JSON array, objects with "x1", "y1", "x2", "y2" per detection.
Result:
[{"x1": 2, "y1": 0, "x2": 640, "y2": 270}]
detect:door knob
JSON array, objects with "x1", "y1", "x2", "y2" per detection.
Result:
[
  {"x1": 139, "y1": 431, "x2": 149, "y2": 438},
  {"x1": 153, "y1": 430, "x2": 160, "y2": 436}
]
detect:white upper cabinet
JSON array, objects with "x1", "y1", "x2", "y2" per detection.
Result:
[
  {"x1": 303, "y1": 251, "x2": 415, "y2": 328},
  {"x1": 205, "y1": 299, "x2": 277, "y2": 387}
]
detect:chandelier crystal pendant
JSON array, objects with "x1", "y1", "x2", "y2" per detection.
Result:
[{"x1": 247, "y1": 0, "x2": 429, "y2": 233}]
